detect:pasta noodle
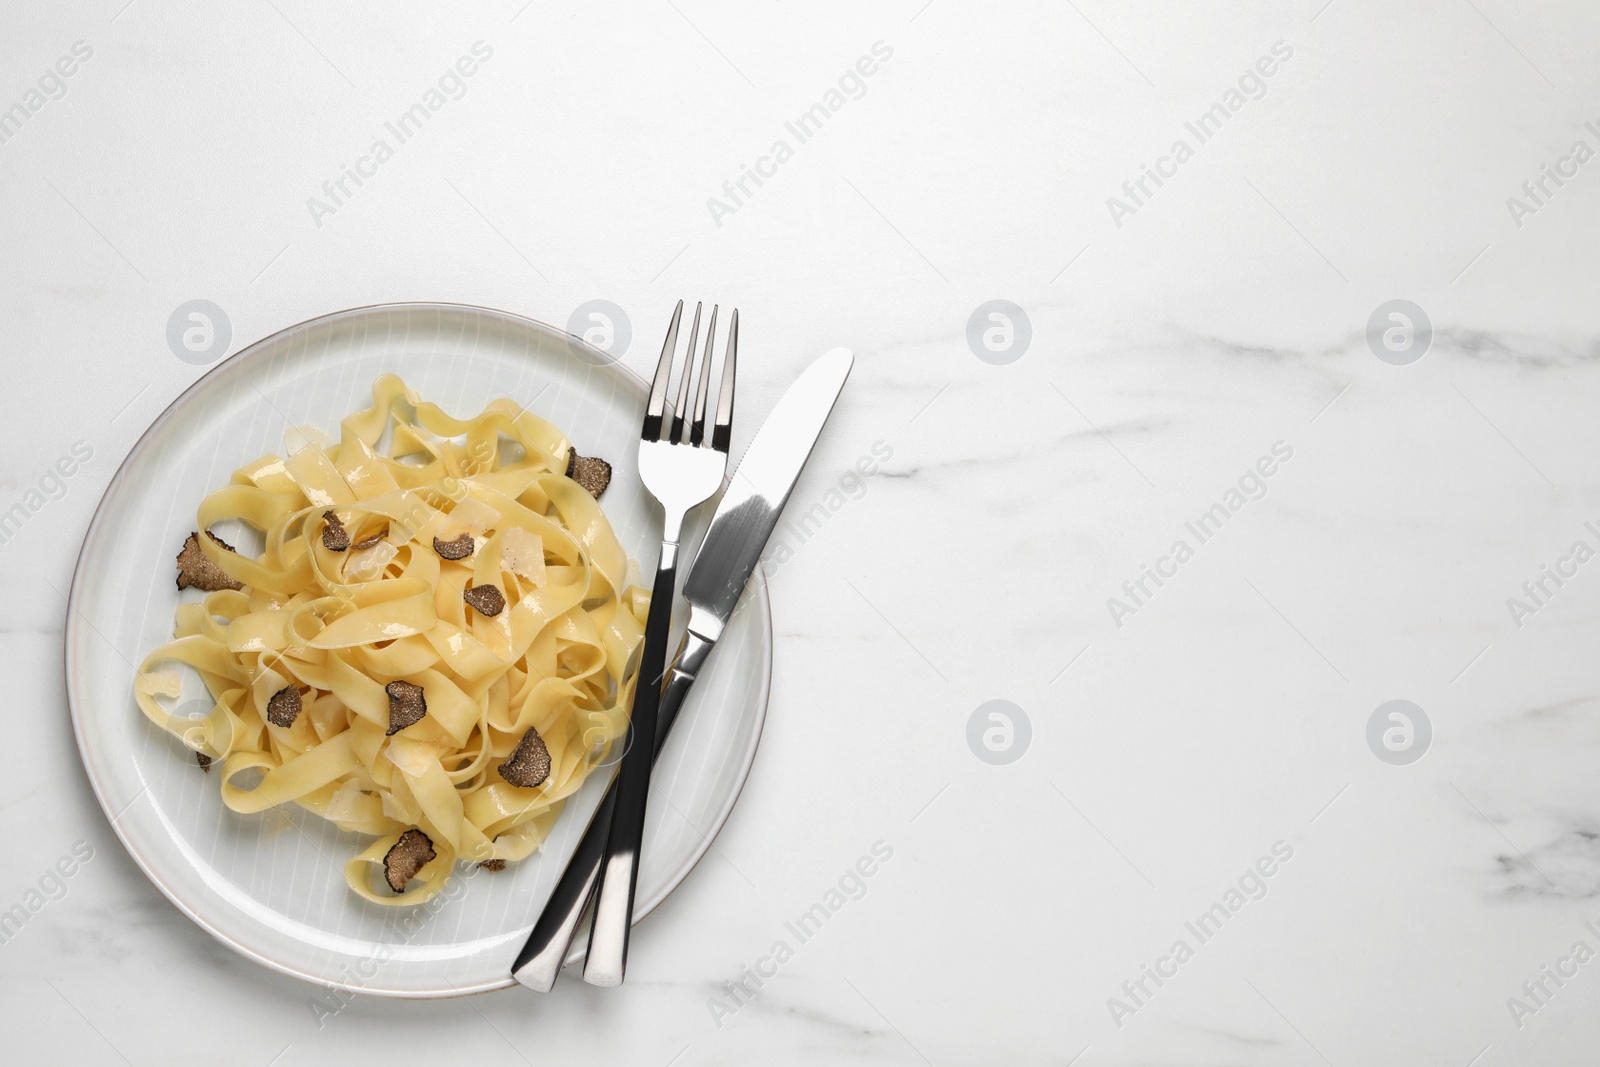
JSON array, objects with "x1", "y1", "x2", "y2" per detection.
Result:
[{"x1": 133, "y1": 375, "x2": 648, "y2": 905}]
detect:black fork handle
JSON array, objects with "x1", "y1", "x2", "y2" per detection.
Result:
[
  {"x1": 508, "y1": 620, "x2": 711, "y2": 990},
  {"x1": 579, "y1": 539, "x2": 680, "y2": 986}
]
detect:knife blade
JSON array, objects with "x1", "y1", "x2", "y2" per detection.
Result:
[{"x1": 511, "y1": 347, "x2": 854, "y2": 990}]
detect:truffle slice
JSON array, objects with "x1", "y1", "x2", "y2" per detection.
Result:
[
  {"x1": 383, "y1": 829, "x2": 437, "y2": 893},
  {"x1": 266, "y1": 685, "x2": 302, "y2": 728},
  {"x1": 385, "y1": 680, "x2": 427, "y2": 735},
  {"x1": 321, "y1": 511, "x2": 350, "y2": 551},
  {"x1": 498, "y1": 727, "x2": 551, "y2": 788},
  {"x1": 175, "y1": 531, "x2": 245, "y2": 592},
  {"x1": 565, "y1": 450, "x2": 612, "y2": 498},
  {"x1": 479, "y1": 859, "x2": 506, "y2": 872},
  {"x1": 433, "y1": 533, "x2": 475, "y2": 560},
  {"x1": 196, "y1": 752, "x2": 212, "y2": 773},
  {"x1": 352, "y1": 525, "x2": 388, "y2": 551},
  {"x1": 463, "y1": 583, "x2": 506, "y2": 618}
]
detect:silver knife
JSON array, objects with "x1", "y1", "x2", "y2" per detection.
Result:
[{"x1": 512, "y1": 347, "x2": 854, "y2": 990}]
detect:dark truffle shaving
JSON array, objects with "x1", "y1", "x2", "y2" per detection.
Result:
[
  {"x1": 352, "y1": 525, "x2": 389, "y2": 550},
  {"x1": 321, "y1": 511, "x2": 350, "y2": 551},
  {"x1": 479, "y1": 859, "x2": 506, "y2": 872},
  {"x1": 196, "y1": 752, "x2": 212, "y2": 773},
  {"x1": 266, "y1": 685, "x2": 302, "y2": 728},
  {"x1": 565, "y1": 450, "x2": 612, "y2": 498},
  {"x1": 498, "y1": 726, "x2": 551, "y2": 788},
  {"x1": 433, "y1": 533, "x2": 474, "y2": 560},
  {"x1": 385, "y1": 680, "x2": 427, "y2": 735},
  {"x1": 463, "y1": 583, "x2": 506, "y2": 618},
  {"x1": 175, "y1": 531, "x2": 245, "y2": 592},
  {"x1": 383, "y1": 829, "x2": 437, "y2": 892}
]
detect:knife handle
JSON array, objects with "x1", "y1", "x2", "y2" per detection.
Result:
[
  {"x1": 507, "y1": 786, "x2": 615, "y2": 991},
  {"x1": 511, "y1": 626, "x2": 714, "y2": 990}
]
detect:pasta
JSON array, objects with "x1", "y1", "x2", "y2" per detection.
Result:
[{"x1": 133, "y1": 375, "x2": 648, "y2": 905}]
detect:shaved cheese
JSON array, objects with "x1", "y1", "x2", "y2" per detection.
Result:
[
  {"x1": 325, "y1": 779, "x2": 366, "y2": 823},
  {"x1": 137, "y1": 670, "x2": 184, "y2": 698},
  {"x1": 501, "y1": 527, "x2": 546, "y2": 586},
  {"x1": 381, "y1": 789, "x2": 418, "y2": 824},
  {"x1": 384, "y1": 735, "x2": 440, "y2": 778}
]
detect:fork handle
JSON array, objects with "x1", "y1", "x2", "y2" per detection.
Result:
[
  {"x1": 582, "y1": 535, "x2": 682, "y2": 986},
  {"x1": 509, "y1": 625, "x2": 713, "y2": 990}
]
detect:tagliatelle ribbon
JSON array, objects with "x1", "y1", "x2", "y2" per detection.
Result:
[{"x1": 133, "y1": 375, "x2": 647, "y2": 906}]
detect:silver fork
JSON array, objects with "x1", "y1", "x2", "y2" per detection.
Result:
[{"x1": 583, "y1": 299, "x2": 736, "y2": 987}]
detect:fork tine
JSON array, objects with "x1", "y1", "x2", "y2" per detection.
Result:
[
  {"x1": 688, "y1": 306, "x2": 717, "y2": 445},
  {"x1": 644, "y1": 300, "x2": 684, "y2": 441},
  {"x1": 711, "y1": 309, "x2": 737, "y2": 453},
  {"x1": 671, "y1": 303, "x2": 702, "y2": 443}
]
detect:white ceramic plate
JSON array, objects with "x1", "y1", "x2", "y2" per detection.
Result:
[{"x1": 64, "y1": 303, "x2": 772, "y2": 997}]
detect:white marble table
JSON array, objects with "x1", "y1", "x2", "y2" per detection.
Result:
[{"x1": 5, "y1": 0, "x2": 1600, "y2": 1063}]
